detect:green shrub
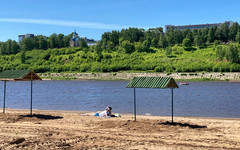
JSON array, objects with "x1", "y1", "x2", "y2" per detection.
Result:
[
  {"x1": 154, "y1": 66, "x2": 163, "y2": 72},
  {"x1": 180, "y1": 73, "x2": 187, "y2": 76},
  {"x1": 167, "y1": 72, "x2": 172, "y2": 75},
  {"x1": 80, "y1": 65, "x2": 88, "y2": 72}
]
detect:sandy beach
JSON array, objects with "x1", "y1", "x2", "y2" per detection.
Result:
[{"x1": 0, "y1": 109, "x2": 239, "y2": 150}]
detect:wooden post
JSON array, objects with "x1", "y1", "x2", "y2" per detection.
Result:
[
  {"x1": 30, "y1": 72, "x2": 33, "y2": 115},
  {"x1": 3, "y1": 81, "x2": 6, "y2": 113},
  {"x1": 30, "y1": 80, "x2": 33, "y2": 115},
  {"x1": 171, "y1": 88, "x2": 174, "y2": 123},
  {"x1": 134, "y1": 88, "x2": 136, "y2": 121}
]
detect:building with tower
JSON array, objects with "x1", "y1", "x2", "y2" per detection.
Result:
[
  {"x1": 69, "y1": 30, "x2": 96, "y2": 47},
  {"x1": 69, "y1": 30, "x2": 80, "y2": 47}
]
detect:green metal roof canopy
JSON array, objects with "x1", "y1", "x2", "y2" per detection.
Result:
[
  {"x1": 0, "y1": 70, "x2": 42, "y2": 115},
  {"x1": 0, "y1": 69, "x2": 41, "y2": 81},
  {"x1": 126, "y1": 77, "x2": 179, "y2": 122}
]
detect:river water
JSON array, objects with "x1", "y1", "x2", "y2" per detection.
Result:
[{"x1": 0, "y1": 80, "x2": 239, "y2": 118}]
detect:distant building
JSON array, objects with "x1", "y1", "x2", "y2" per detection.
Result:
[
  {"x1": 82, "y1": 37, "x2": 96, "y2": 46},
  {"x1": 165, "y1": 21, "x2": 234, "y2": 32},
  {"x1": 69, "y1": 30, "x2": 96, "y2": 47},
  {"x1": 18, "y1": 34, "x2": 34, "y2": 42},
  {"x1": 69, "y1": 30, "x2": 80, "y2": 47}
]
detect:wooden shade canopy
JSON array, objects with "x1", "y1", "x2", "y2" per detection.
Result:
[
  {"x1": 0, "y1": 70, "x2": 42, "y2": 115},
  {"x1": 0, "y1": 69, "x2": 41, "y2": 81},
  {"x1": 127, "y1": 77, "x2": 179, "y2": 122}
]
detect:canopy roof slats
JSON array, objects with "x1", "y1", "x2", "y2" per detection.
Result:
[
  {"x1": 126, "y1": 77, "x2": 179, "y2": 89},
  {"x1": 0, "y1": 70, "x2": 42, "y2": 81}
]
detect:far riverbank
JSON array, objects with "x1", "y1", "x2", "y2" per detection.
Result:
[{"x1": 39, "y1": 72, "x2": 240, "y2": 81}]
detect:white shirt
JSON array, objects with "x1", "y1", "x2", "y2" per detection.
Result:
[{"x1": 99, "y1": 110, "x2": 107, "y2": 117}]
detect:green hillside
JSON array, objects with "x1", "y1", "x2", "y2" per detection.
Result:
[
  {"x1": 0, "y1": 43, "x2": 239, "y2": 73},
  {"x1": 1, "y1": 23, "x2": 240, "y2": 73}
]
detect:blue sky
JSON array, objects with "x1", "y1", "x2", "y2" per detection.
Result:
[{"x1": 0, "y1": 0, "x2": 240, "y2": 42}]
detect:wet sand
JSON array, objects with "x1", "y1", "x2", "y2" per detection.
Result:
[{"x1": 0, "y1": 109, "x2": 239, "y2": 149}]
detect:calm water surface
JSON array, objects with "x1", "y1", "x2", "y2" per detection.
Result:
[{"x1": 0, "y1": 80, "x2": 239, "y2": 118}]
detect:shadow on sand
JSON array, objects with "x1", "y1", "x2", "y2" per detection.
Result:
[
  {"x1": 160, "y1": 121, "x2": 207, "y2": 129},
  {"x1": 19, "y1": 114, "x2": 63, "y2": 120}
]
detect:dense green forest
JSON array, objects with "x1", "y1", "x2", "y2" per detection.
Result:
[
  {"x1": 0, "y1": 22, "x2": 240, "y2": 73},
  {"x1": 0, "y1": 43, "x2": 239, "y2": 73}
]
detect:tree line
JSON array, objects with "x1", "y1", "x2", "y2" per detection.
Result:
[
  {"x1": 1, "y1": 22, "x2": 240, "y2": 56},
  {"x1": 97, "y1": 22, "x2": 240, "y2": 53},
  {"x1": 0, "y1": 33, "x2": 89, "y2": 55}
]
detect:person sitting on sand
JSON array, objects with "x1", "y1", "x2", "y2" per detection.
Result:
[{"x1": 95, "y1": 107, "x2": 112, "y2": 117}]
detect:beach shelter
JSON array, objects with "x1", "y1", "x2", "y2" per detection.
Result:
[
  {"x1": 0, "y1": 69, "x2": 42, "y2": 115},
  {"x1": 126, "y1": 77, "x2": 179, "y2": 122}
]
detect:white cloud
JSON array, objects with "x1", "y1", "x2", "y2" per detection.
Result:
[{"x1": 0, "y1": 18, "x2": 144, "y2": 30}]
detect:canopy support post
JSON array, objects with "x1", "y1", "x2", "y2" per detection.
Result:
[
  {"x1": 171, "y1": 88, "x2": 174, "y2": 123},
  {"x1": 134, "y1": 88, "x2": 136, "y2": 121},
  {"x1": 3, "y1": 81, "x2": 6, "y2": 113},
  {"x1": 30, "y1": 71, "x2": 33, "y2": 116},
  {"x1": 30, "y1": 80, "x2": 33, "y2": 115}
]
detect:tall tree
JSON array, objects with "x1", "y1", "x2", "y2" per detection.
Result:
[
  {"x1": 175, "y1": 30, "x2": 184, "y2": 44},
  {"x1": 134, "y1": 42, "x2": 144, "y2": 52},
  {"x1": 229, "y1": 22, "x2": 239, "y2": 41},
  {"x1": 38, "y1": 35, "x2": 48, "y2": 50},
  {"x1": 142, "y1": 40, "x2": 150, "y2": 52},
  {"x1": 215, "y1": 23, "x2": 229, "y2": 42},
  {"x1": 207, "y1": 27, "x2": 215, "y2": 43},
  {"x1": 48, "y1": 33, "x2": 58, "y2": 48},
  {"x1": 165, "y1": 47, "x2": 172, "y2": 56},
  {"x1": 165, "y1": 27, "x2": 177, "y2": 46},
  {"x1": 225, "y1": 45, "x2": 239, "y2": 63},
  {"x1": 236, "y1": 31, "x2": 240, "y2": 44},
  {"x1": 122, "y1": 40, "x2": 134, "y2": 53},
  {"x1": 63, "y1": 34, "x2": 71, "y2": 47},
  {"x1": 20, "y1": 38, "x2": 34, "y2": 51},
  {"x1": 185, "y1": 29, "x2": 194, "y2": 42},
  {"x1": 216, "y1": 46, "x2": 225, "y2": 61},
  {"x1": 109, "y1": 30, "x2": 120, "y2": 46},
  {"x1": 158, "y1": 35, "x2": 168, "y2": 48},
  {"x1": 57, "y1": 33, "x2": 65, "y2": 48},
  {"x1": 121, "y1": 28, "x2": 144, "y2": 43},
  {"x1": 107, "y1": 41, "x2": 115, "y2": 51},
  {"x1": 33, "y1": 36, "x2": 39, "y2": 49},
  {"x1": 101, "y1": 32, "x2": 110, "y2": 49},
  {"x1": 11, "y1": 40, "x2": 19, "y2": 54},
  {"x1": 151, "y1": 38, "x2": 158, "y2": 48},
  {"x1": 79, "y1": 38, "x2": 88, "y2": 48},
  {"x1": 194, "y1": 35, "x2": 204, "y2": 48},
  {"x1": 95, "y1": 44, "x2": 102, "y2": 55},
  {"x1": 200, "y1": 28, "x2": 208, "y2": 43},
  {"x1": 20, "y1": 50, "x2": 26, "y2": 63},
  {"x1": 145, "y1": 27, "x2": 163, "y2": 42},
  {"x1": 182, "y1": 38, "x2": 192, "y2": 50},
  {"x1": 5, "y1": 39, "x2": 12, "y2": 54},
  {"x1": 0, "y1": 42, "x2": 6, "y2": 55}
]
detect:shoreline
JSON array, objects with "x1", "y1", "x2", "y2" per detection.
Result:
[
  {"x1": 39, "y1": 72, "x2": 240, "y2": 81},
  {"x1": 2, "y1": 108, "x2": 240, "y2": 120}
]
